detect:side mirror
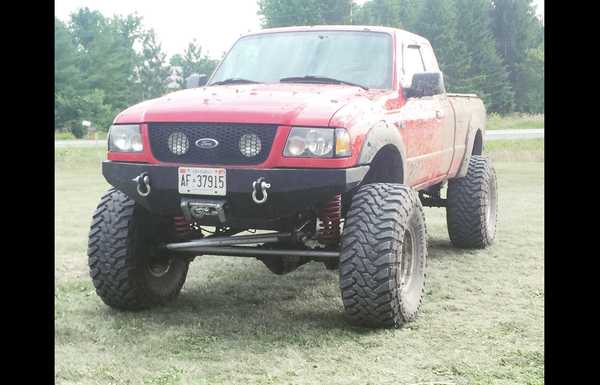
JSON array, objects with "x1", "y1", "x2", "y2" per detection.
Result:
[
  {"x1": 405, "y1": 72, "x2": 446, "y2": 98},
  {"x1": 185, "y1": 73, "x2": 208, "y2": 89}
]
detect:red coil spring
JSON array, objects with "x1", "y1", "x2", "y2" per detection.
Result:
[
  {"x1": 318, "y1": 194, "x2": 342, "y2": 245},
  {"x1": 173, "y1": 216, "x2": 193, "y2": 239}
]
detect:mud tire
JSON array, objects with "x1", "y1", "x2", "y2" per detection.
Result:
[
  {"x1": 339, "y1": 183, "x2": 427, "y2": 328},
  {"x1": 447, "y1": 155, "x2": 498, "y2": 248},
  {"x1": 87, "y1": 189, "x2": 189, "y2": 310}
]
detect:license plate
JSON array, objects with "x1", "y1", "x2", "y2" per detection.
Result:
[{"x1": 178, "y1": 167, "x2": 226, "y2": 196}]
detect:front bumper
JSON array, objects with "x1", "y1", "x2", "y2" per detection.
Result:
[{"x1": 102, "y1": 161, "x2": 369, "y2": 226}]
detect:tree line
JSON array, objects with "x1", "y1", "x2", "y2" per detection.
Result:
[
  {"x1": 55, "y1": 1, "x2": 543, "y2": 137},
  {"x1": 258, "y1": 0, "x2": 544, "y2": 114},
  {"x1": 55, "y1": 8, "x2": 219, "y2": 137}
]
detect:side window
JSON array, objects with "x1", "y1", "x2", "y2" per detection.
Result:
[
  {"x1": 404, "y1": 45, "x2": 426, "y2": 86},
  {"x1": 420, "y1": 43, "x2": 440, "y2": 72}
]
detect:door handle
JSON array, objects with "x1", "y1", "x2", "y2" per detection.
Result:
[{"x1": 435, "y1": 110, "x2": 443, "y2": 119}]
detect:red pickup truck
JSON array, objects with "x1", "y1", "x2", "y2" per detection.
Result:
[{"x1": 88, "y1": 25, "x2": 497, "y2": 328}]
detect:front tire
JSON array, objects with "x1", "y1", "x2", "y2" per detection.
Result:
[
  {"x1": 446, "y1": 155, "x2": 498, "y2": 248},
  {"x1": 87, "y1": 188, "x2": 189, "y2": 310},
  {"x1": 339, "y1": 183, "x2": 427, "y2": 328}
]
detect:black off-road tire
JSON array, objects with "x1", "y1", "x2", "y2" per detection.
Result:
[
  {"x1": 339, "y1": 183, "x2": 427, "y2": 328},
  {"x1": 447, "y1": 155, "x2": 498, "y2": 248},
  {"x1": 87, "y1": 188, "x2": 189, "y2": 310}
]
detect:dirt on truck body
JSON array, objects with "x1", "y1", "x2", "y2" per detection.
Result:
[{"x1": 88, "y1": 25, "x2": 497, "y2": 328}]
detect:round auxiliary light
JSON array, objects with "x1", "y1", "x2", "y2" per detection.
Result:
[
  {"x1": 239, "y1": 133, "x2": 262, "y2": 157},
  {"x1": 168, "y1": 132, "x2": 189, "y2": 155}
]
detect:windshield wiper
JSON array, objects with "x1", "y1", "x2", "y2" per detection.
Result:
[
  {"x1": 279, "y1": 75, "x2": 369, "y2": 90},
  {"x1": 209, "y1": 78, "x2": 260, "y2": 86}
]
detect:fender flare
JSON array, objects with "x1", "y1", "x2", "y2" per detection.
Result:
[
  {"x1": 456, "y1": 122, "x2": 483, "y2": 178},
  {"x1": 357, "y1": 121, "x2": 407, "y2": 184}
]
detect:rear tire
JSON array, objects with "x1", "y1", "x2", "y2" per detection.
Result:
[
  {"x1": 87, "y1": 188, "x2": 189, "y2": 310},
  {"x1": 446, "y1": 155, "x2": 498, "y2": 248},
  {"x1": 339, "y1": 183, "x2": 427, "y2": 328}
]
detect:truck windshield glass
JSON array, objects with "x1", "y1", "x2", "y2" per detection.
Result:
[{"x1": 210, "y1": 31, "x2": 393, "y2": 89}]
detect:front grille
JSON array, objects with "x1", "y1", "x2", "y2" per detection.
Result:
[{"x1": 148, "y1": 123, "x2": 278, "y2": 165}]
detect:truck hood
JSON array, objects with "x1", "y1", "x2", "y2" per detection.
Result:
[{"x1": 114, "y1": 83, "x2": 379, "y2": 127}]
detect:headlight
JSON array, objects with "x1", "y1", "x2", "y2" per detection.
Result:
[
  {"x1": 108, "y1": 124, "x2": 143, "y2": 152},
  {"x1": 283, "y1": 127, "x2": 351, "y2": 158}
]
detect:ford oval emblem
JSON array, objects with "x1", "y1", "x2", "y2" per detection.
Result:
[{"x1": 195, "y1": 138, "x2": 219, "y2": 149}]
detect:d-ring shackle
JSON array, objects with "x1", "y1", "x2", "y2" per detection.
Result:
[
  {"x1": 252, "y1": 177, "x2": 271, "y2": 204},
  {"x1": 133, "y1": 173, "x2": 151, "y2": 197}
]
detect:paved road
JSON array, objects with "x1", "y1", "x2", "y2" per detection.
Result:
[
  {"x1": 486, "y1": 128, "x2": 544, "y2": 140},
  {"x1": 55, "y1": 128, "x2": 544, "y2": 148}
]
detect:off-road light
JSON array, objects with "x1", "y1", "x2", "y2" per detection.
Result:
[
  {"x1": 239, "y1": 133, "x2": 262, "y2": 157},
  {"x1": 168, "y1": 131, "x2": 189, "y2": 155},
  {"x1": 108, "y1": 124, "x2": 144, "y2": 152}
]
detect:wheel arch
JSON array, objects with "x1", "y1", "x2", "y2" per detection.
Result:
[
  {"x1": 456, "y1": 124, "x2": 484, "y2": 178},
  {"x1": 357, "y1": 121, "x2": 407, "y2": 185},
  {"x1": 472, "y1": 129, "x2": 483, "y2": 155}
]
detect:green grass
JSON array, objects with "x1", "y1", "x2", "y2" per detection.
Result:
[
  {"x1": 55, "y1": 147, "x2": 543, "y2": 385},
  {"x1": 55, "y1": 131, "x2": 108, "y2": 140},
  {"x1": 55, "y1": 131, "x2": 77, "y2": 140},
  {"x1": 486, "y1": 139, "x2": 543, "y2": 162},
  {"x1": 486, "y1": 113, "x2": 544, "y2": 130}
]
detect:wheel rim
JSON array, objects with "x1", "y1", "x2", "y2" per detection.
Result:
[
  {"x1": 399, "y1": 229, "x2": 415, "y2": 291},
  {"x1": 486, "y1": 174, "x2": 498, "y2": 236},
  {"x1": 147, "y1": 257, "x2": 172, "y2": 278}
]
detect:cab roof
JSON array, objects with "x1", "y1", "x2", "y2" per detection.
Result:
[{"x1": 241, "y1": 25, "x2": 428, "y2": 44}]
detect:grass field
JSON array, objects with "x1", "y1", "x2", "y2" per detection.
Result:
[
  {"x1": 486, "y1": 113, "x2": 544, "y2": 130},
  {"x1": 55, "y1": 131, "x2": 108, "y2": 140},
  {"x1": 55, "y1": 142, "x2": 544, "y2": 385}
]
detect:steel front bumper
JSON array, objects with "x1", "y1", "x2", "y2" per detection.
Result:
[{"x1": 102, "y1": 161, "x2": 369, "y2": 225}]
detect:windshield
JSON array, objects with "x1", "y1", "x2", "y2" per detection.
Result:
[{"x1": 209, "y1": 31, "x2": 393, "y2": 89}]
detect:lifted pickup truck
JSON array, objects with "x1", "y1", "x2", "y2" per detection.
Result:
[{"x1": 88, "y1": 25, "x2": 497, "y2": 328}]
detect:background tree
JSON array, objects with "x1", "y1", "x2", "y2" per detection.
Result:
[
  {"x1": 455, "y1": 0, "x2": 514, "y2": 112},
  {"x1": 518, "y1": 43, "x2": 544, "y2": 113},
  {"x1": 55, "y1": 18, "x2": 83, "y2": 131},
  {"x1": 169, "y1": 40, "x2": 219, "y2": 88},
  {"x1": 56, "y1": 14, "x2": 115, "y2": 136},
  {"x1": 138, "y1": 30, "x2": 171, "y2": 99},
  {"x1": 352, "y1": 0, "x2": 420, "y2": 29},
  {"x1": 67, "y1": 8, "x2": 143, "y2": 131},
  {"x1": 412, "y1": 0, "x2": 472, "y2": 93},
  {"x1": 491, "y1": 0, "x2": 544, "y2": 112},
  {"x1": 258, "y1": 0, "x2": 352, "y2": 28},
  {"x1": 55, "y1": 8, "x2": 181, "y2": 134}
]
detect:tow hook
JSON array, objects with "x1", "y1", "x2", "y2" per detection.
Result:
[
  {"x1": 252, "y1": 177, "x2": 271, "y2": 204},
  {"x1": 133, "y1": 172, "x2": 151, "y2": 197}
]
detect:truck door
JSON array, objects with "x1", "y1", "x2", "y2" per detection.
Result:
[{"x1": 387, "y1": 42, "x2": 453, "y2": 187}]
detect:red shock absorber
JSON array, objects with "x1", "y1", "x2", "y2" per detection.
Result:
[
  {"x1": 173, "y1": 216, "x2": 193, "y2": 239},
  {"x1": 317, "y1": 194, "x2": 342, "y2": 245}
]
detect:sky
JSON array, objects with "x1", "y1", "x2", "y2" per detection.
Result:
[{"x1": 55, "y1": 0, "x2": 544, "y2": 60}]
